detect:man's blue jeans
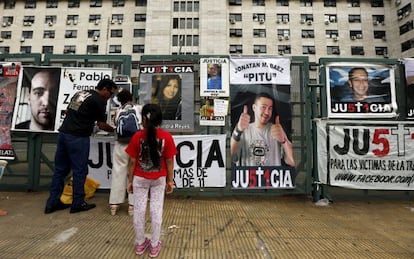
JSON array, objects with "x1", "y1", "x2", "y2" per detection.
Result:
[{"x1": 46, "y1": 132, "x2": 90, "y2": 208}]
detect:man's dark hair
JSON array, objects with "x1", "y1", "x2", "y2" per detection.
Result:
[
  {"x1": 96, "y1": 78, "x2": 117, "y2": 91},
  {"x1": 255, "y1": 92, "x2": 274, "y2": 104},
  {"x1": 117, "y1": 89, "x2": 133, "y2": 105},
  {"x1": 348, "y1": 67, "x2": 368, "y2": 80}
]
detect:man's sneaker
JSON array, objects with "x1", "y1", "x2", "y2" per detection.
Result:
[
  {"x1": 149, "y1": 241, "x2": 162, "y2": 258},
  {"x1": 135, "y1": 238, "x2": 150, "y2": 255},
  {"x1": 44, "y1": 201, "x2": 71, "y2": 214},
  {"x1": 70, "y1": 202, "x2": 96, "y2": 214}
]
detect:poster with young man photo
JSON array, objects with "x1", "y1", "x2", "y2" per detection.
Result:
[
  {"x1": 326, "y1": 62, "x2": 397, "y2": 118},
  {"x1": 230, "y1": 57, "x2": 296, "y2": 189}
]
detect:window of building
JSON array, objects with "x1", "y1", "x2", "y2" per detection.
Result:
[
  {"x1": 372, "y1": 15, "x2": 385, "y2": 25},
  {"x1": 1, "y1": 31, "x2": 12, "y2": 39},
  {"x1": 374, "y1": 30, "x2": 386, "y2": 40},
  {"x1": 301, "y1": 30, "x2": 314, "y2": 38},
  {"x1": 172, "y1": 35, "x2": 181, "y2": 46},
  {"x1": 23, "y1": 16, "x2": 35, "y2": 24},
  {"x1": 109, "y1": 45, "x2": 122, "y2": 53},
  {"x1": 45, "y1": 16, "x2": 57, "y2": 24},
  {"x1": 135, "y1": 0, "x2": 147, "y2": 6},
  {"x1": 65, "y1": 30, "x2": 77, "y2": 38},
  {"x1": 400, "y1": 20, "x2": 414, "y2": 35},
  {"x1": 229, "y1": 13, "x2": 242, "y2": 22},
  {"x1": 89, "y1": 15, "x2": 101, "y2": 23},
  {"x1": 229, "y1": 0, "x2": 242, "y2": 5},
  {"x1": 22, "y1": 31, "x2": 33, "y2": 39},
  {"x1": 303, "y1": 46, "x2": 315, "y2": 54},
  {"x1": 350, "y1": 30, "x2": 363, "y2": 39},
  {"x1": 324, "y1": 14, "x2": 337, "y2": 23},
  {"x1": 276, "y1": 14, "x2": 289, "y2": 23},
  {"x1": 4, "y1": 1, "x2": 16, "y2": 9},
  {"x1": 0, "y1": 47, "x2": 10, "y2": 54},
  {"x1": 252, "y1": 0, "x2": 265, "y2": 6},
  {"x1": 309, "y1": 62, "x2": 318, "y2": 71},
  {"x1": 371, "y1": 0, "x2": 383, "y2": 7},
  {"x1": 253, "y1": 29, "x2": 266, "y2": 38},
  {"x1": 110, "y1": 29, "x2": 122, "y2": 37},
  {"x1": 278, "y1": 45, "x2": 291, "y2": 55},
  {"x1": 326, "y1": 30, "x2": 339, "y2": 39},
  {"x1": 276, "y1": 0, "x2": 289, "y2": 6},
  {"x1": 324, "y1": 0, "x2": 336, "y2": 7},
  {"x1": 135, "y1": 14, "x2": 146, "y2": 22},
  {"x1": 327, "y1": 46, "x2": 340, "y2": 55},
  {"x1": 397, "y1": 3, "x2": 412, "y2": 20},
  {"x1": 86, "y1": 45, "x2": 99, "y2": 54},
  {"x1": 347, "y1": 0, "x2": 360, "y2": 7},
  {"x1": 230, "y1": 28, "x2": 243, "y2": 37},
  {"x1": 2, "y1": 17, "x2": 13, "y2": 26},
  {"x1": 349, "y1": 15, "x2": 361, "y2": 23},
  {"x1": 300, "y1": 14, "x2": 314, "y2": 23},
  {"x1": 63, "y1": 45, "x2": 76, "y2": 54},
  {"x1": 375, "y1": 46, "x2": 388, "y2": 56},
  {"x1": 253, "y1": 13, "x2": 266, "y2": 23},
  {"x1": 90, "y1": 0, "x2": 102, "y2": 7},
  {"x1": 132, "y1": 45, "x2": 145, "y2": 53},
  {"x1": 277, "y1": 29, "x2": 290, "y2": 40},
  {"x1": 25, "y1": 0, "x2": 36, "y2": 9},
  {"x1": 134, "y1": 29, "x2": 145, "y2": 37},
  {"x1": 402, "y1": 39, "x2": 414, "y2": 52},
  {"x1": 194, "y1": 18, "x2": 199, "y2": 29},
  {"x1": 67, "y1": 15, "x2": 79, "y2": 25},
  {"x1": 68, "y1": 0, "x2": 80, "y2": 8},
  {"x1": 88, "y1": 30, "x2": 100, "y2": 38},
  {"x1": 186, "y1": 35, "x2": 192, "y2": 46},
  {"x1": 113, "y1": 0, "x2": 124, "y2": 7},
  {"x1": 42, "y1": 46, "x2": 53, "y2": 53},
  {"x1": 300, "y1": 0, "x2": 312, "y2": 7},
  {"x1": 229, "y1": 45, "x2": 243, "y2": 54},
  {"x1": 43, "y1": 30, "x2": 55, "y2": 39},
  {"x1": 173, "y1": 1, "x2": 179, "y2": 11},
  {"x1": 351, "y1": 46, "x2": 365, "y2": 55},
  {"x1": 111, "y1": 14, "x2": 124, "y2": 23},
  {"x1": 46, "y1": 0, "x2": 58, "y2": 8},
  {"x1": 20, "y1": 46, "x2": 32, "y2": 54}
]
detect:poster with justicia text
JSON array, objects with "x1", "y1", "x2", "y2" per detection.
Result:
[
  {"x1": 229, "y1": 57, "x2": 296, "y2": 189},
  {"x1": 403, "y1": 58, "x2": 414, "y2": 118},
  {"x1": 316, "y1": 119, "x2": 414, "y2": 190},
  {"x1": 326, "y1": 62, "x2": 397, "y2": 118},
  {"x1": 0, "y1": 62, "x2": 21, "y2": 160},
  {"x1": 139, "y1": 63, "x2": 194, "y2": 132},
  {"x1": 88, "y1": 134, "x2": 226, "y2": 189}
]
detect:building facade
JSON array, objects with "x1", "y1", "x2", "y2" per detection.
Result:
[{"x1": 0, "y1": 0, "x2": 413, "y2": 77}]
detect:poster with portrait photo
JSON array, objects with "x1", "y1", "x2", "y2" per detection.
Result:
[
  {"x1": 12, "y1": 66, "x2": 61, "y2": 132},
  {"x1": 0, "y1": 62, "x2": 21, "y2": 159},
  {"x1": 200, "y1": 58, "x2": 229, "y2": 97},
  {"x1": 326, "y1": 62, "x2": 397, "y2": 118},
  {"x1": 403, "y1": 58, "x2": 414, "y2": 118},
  {"x1": 199, "y1": 97, "x2": 227, "y2": 126},
  {"x1": 138, "y1": 62, "x2": 194, "y2": 132},
  {"x1": 229, "y1": 57, "x2": 295, "y2": 189}
]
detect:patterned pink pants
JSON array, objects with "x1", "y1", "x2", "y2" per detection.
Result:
[{"x1": 132, "y1": 175, "x2": 166, "y2": 247}]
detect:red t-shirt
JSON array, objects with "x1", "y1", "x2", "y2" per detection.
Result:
[{"x1": 125, "y1": 128, "x2": 177, "y2": 179}]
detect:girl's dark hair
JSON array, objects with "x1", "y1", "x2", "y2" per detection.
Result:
[
  {"x1": 142, "y1": 103, "x2": 163, "y2": 168},
  {"x1": 116, "y1": 89, "x2": 133, "y2": 105}
]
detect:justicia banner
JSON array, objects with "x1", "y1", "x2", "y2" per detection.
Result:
[
  {"x1": 316, "y1": 119, "x2": 414, "y2": 190},
  {"x1": 0, "y1": 62, "x2": 21, "y2": 160}
]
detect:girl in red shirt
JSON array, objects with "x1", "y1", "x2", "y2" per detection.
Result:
[{"x1": 126, "y1": 103, "x2": 176, "y2": 258}]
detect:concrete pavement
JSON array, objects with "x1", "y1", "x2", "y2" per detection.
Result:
[{"x1": 1, "y1": 191, "x2": 414, "y2": 259}]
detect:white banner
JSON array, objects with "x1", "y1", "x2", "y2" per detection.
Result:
[
  {"x1": 88, "y1": 134, "x2": 227, "y2": 189},
  {"x1": 316, "y1": 119, "x2": 414, "y2": 190},
  {"x1": 230, "y1": 57, "x2": 291, "y2": 85}
]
